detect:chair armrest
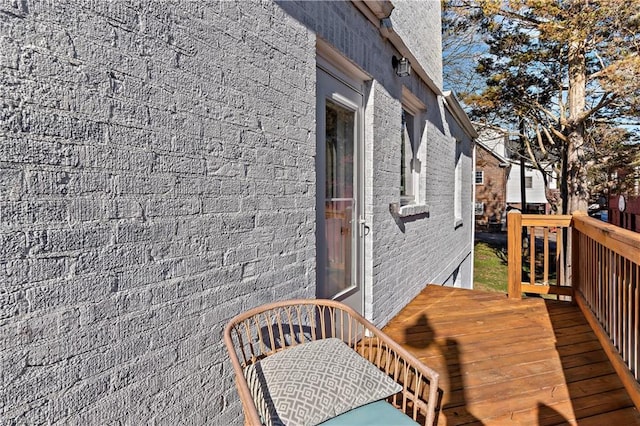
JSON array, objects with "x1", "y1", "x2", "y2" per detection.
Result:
[{"x1": 345, "y1": 310, "x2": 440, "y2": 426}]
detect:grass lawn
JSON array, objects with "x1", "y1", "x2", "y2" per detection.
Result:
[{"x1": 474, "y1": 241, "x2": 508, "y2": 293}]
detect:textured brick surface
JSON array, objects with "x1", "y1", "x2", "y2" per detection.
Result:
[
  {"x1": 391, "y1": 0, "x2": 443, "y2": 89},
  {"x1": 1, "y1": 0, "x2": 473, "y2": 424},
  {"x1": 1, "y1": 1, "x2": 315, "y2": 423},
  {"x1": 367, "y1": 84, "x2": 475, "y2": 326}
]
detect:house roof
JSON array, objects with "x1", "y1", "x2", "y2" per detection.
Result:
[{"x1": 476, "y1": 139, "x2": 510, "y2": 165}]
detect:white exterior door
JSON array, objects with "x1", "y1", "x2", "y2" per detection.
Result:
[{"x1": 316, "y1": 67, "x2": 364, "y2": 314}]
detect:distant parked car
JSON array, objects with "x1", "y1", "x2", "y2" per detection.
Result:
[{"x1": 588, "y1": 206, "x2": 608, "y2": 222}]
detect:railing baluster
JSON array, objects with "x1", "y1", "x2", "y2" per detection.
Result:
[
  {"x1": 611, "y1": 252, "x2": 616, "y2": 348},
  {"x1": 544, "y1": 227, "x2": 549, "y2": 285},
  {"x1": 600, "y1": 244, "x2": 605, "y2": 326},
  {"x1": 602, "y1": 244, "x2": 606, "y2": 325},
  {"x1": 618, "y1": 254, "x2": 623, "y2": 353},
  {"x1": 636, "y1": 263, "x2": 639, "y2": 380},
  {"x1": 591, "y1": 238, "x2": 596, "y2": 311},
  {"x1": 623, "y1": 257, "x2": 629, "y2": 364},
  {"x1": 530, "y1": 226, "x2": 536, "y2": 287},
  {"x1": 607, "y1": 247, "x2": 611, "y2": 328},
  {"x1": 610, "y1": 249, "x2": 614, "y2": 339},
  {"x1": 557, "y1": 229, "x2": 564, "y2": 286},
  {"x1": 615, "y1": 253, "x2": 620, "y2": 350}
]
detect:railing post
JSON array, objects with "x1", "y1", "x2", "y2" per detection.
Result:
[
  {"x1": 571, "y1": 211, "x2": 586, "y2": 304},
  {"x1": 508, "y1": 211, "x2": 522, "y2": 299}
]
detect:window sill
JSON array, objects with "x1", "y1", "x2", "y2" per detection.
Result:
[{"x1": 390, "y1": 203, "x2": 430, "y2": 218}]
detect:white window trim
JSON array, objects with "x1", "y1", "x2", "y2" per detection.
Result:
[
  {"x1": 454, "y1": 139, "x2": 463, "y2": 225},
  {"x1": 397, "y1": 87, "x2": 429, "y2": 218},
  {"x1": 475, "y1": 170, "x2": 484, "y2": 185}
]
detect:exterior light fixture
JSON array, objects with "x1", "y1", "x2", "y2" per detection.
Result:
[{"x1": 392, "y1": 56, "x2": 411, "y2": 77}]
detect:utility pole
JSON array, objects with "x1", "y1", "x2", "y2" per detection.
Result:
[{"x1": 519, "y1": 118, "x2": 527, "y2": 214}]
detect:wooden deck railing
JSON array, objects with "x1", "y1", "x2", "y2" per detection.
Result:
[
  {"x1": 507, "y1": 210, "x2": 640, "y2": 408},
  {"x1": 507, "y1": 212, "x2": 573, "y2": 299}
]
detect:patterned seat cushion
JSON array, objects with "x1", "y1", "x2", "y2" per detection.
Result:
[{"x1": 243, "y1": 338, "x2": 402, "y2": 426}]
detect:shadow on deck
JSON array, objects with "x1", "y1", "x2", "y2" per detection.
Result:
[{"x1": 383, "y1": 285, "x2": 640, "y2": 425}]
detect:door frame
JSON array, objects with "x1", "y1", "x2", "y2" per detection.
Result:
[{"x1": 316, "y1": 58, "x2": 367, "y2": 315}]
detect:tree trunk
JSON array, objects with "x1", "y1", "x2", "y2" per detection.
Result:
[
  {"x1": 566, "y1": 38, "x2": 588, "y2": 290},
  {"x1": 566, "y1": 127, "x2": 588, "y2": 213},
  {"x1": 566, "y1": 39, "x2": 589, "y2": 213}
]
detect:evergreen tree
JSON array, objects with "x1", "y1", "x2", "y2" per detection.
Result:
[{"x1": 444, "y1": 0, "x2": 640, "y2": 213}]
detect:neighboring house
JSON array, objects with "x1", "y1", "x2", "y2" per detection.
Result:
[
  {"x1": 475, "y1": 126, "x2": 557, "y2": 229},
  {"x1": 608, "y1": 165, "x2": 640, "y2": 198},
  {"x1": 474, "y1": 132, "x2": 511, "y2": 228},
  {"x1": 1, "y1": 1, "x2": 476, "y2": 424},
  {"x1": 506, "y1": 163, "x2": 557, "y2": 214},
  {"x1": 607, "y1": 165, "x2": 640, "y2": 230},
  {"x1": 608, "y1": 195, "x2": 640, "y2": 232}
]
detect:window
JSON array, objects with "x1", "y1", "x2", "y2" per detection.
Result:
[
  {"x1": 524, "y1": 176, "x2": 533, "y2": 188},
  {"x1": 475, "y1": 202, "x2": 484, "y2": 216},
  {"x1": 475, "y1": 171, "x2": 484, "y2": 185},
  {"x1": 454, "y1": 140, "x2": 462, "y2": 222},
  {"x1": 399, "y1": 87, "x2": 426, "y2": 211},
  {"x1": 400, "y1": 109, "x2": 415, "y2": 205}
]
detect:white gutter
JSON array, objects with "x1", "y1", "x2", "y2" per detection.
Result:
[{"x1": 443, "y1": 91, "x2": 479, "y2": 139}]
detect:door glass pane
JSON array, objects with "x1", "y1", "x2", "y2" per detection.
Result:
[{"x1": 325, "y1": 99, "x2": 355, "y2": 297}]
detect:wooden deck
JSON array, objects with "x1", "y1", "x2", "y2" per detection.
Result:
[{"x1": 383, "y1": 285, "x2": 640, "y2": 425}]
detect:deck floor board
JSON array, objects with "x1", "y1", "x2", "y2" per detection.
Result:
[{"x1": 382, "y1": 285, "x2": 640, "y2": 425}]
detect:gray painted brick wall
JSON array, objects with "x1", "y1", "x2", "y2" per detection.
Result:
[
  {"x1": 391, "y1": 0, "x2": 443, "y2": 89},
  {"x1": 1, "y1": 0, "x2": 473, "y2": 423},
  {"x1": 368, "y1": 84, "x2": 474, "y2": 325},
  {"x1": 2, "y1": 1, "x2": 315, "y2": 423}
]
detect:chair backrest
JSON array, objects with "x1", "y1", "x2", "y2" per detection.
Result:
[
  {"x1": 223, "y1": 299, "x2": 440, "y2": 426},
  {"x1": 224, "y1": 299, "x2": 369, "y2": 367},
  {"x1": 224, "y1": 299, "x2": 374, "y2": 425}
]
